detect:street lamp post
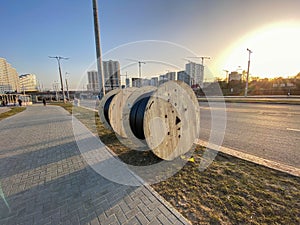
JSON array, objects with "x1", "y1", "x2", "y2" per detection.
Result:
[
  {"x1": 223, "y1": 70, "x2": 229, "y2": 84},
  {"x1": 65, "y1": 72, "x2": 70, "y2": 100},
  {"x1": 49, "y1": 56, "x2": 69, "y2": 102},
  {"x1": 245, "y1": 48, "x2": 252, "y2": 97},
  {"x1": 53, "y1": 81, "x2": 59, "y2": 101},
  {"x1": 92, "y1": 0, "x2": 105, "y2": 98}
]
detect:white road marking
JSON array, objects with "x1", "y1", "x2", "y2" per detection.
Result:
[{"x1": 287, "y1": 128, "x2": 300, "y2": 132}]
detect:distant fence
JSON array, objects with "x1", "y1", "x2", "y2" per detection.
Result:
[{"x1": 0, "y1": 94, "x2": 32, "y2": 106}]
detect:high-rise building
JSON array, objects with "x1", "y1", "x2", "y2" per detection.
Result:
[
  {"x1": 159, "y1": 74, "x2": 168, "y2": 85},
  {"x1": 19, "y1": 74, "x2": 38, "y2": 92},
  {"x1": 185, "y1": 62, "x2": 204, "y2": 87},
  {"x1": 87, "y1": 70, "x2": 99, "y2": 92},
  {"x1": 150, "y1": 77, "x2": 159, "y2": 87},
  {"x1": 87, "y1": 60, "x2": 121, "y2": 92},
  {"x1": 0, "y1": 58, "x2": 20, "y2": 93},
  {"x1": 177, "y1": 71, "x2": 190, "y2": 86},
  {"x1": 141, "y1": 78, "x2": 151, "y2": 86},
  {"x1": 166, "y1": 72, "x2": 176, "y2": 81},
  {"x1": 125, "y1": 78, "x2": 130, "y2": 88},
  {"x1": 132, "y1": 78, "x2": 142, "y2": 87},
  {"x1": 103, "y1": 60, "x2": 120, "y2": 91},
  {"x1": 228, "y1": 71, "x2": 242, "y2": 82}
]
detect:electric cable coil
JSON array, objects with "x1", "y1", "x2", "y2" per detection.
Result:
[{"x1": 98, "y1": 81, "x2": 200, "y2": 160}]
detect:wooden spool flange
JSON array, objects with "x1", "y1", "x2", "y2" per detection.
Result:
[
  {"x1": 98, "y1": 88, "x2": 121, "y2": 130},
  {"x1": 143, "y1": 80, "x2": 200, "y2": 160},
  {"x1": 108, "y1": 87, "x2": 137, "y2": 138},
  {"x1": 122, "y1": 86, "x2": 157, "y2": 150}
]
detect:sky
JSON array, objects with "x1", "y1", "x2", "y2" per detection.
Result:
[{"x1": 1, "y1": 0, "x2": 300, "y2": 90}]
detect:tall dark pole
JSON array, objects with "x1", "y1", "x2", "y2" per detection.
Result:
[
  {"x1": 138, "y1": 61, "x2": 146, "y2": 78},
  {"x1": 65, "y1": 72, "x2": 70, "y2": 100},
  {"x1": 139, "y1": 62, "x2": 141, "y2": 78},
  {"x1": 223, "y1": 69, "x2": 229, "y2": 83},
  {"x1": 92, "y1": 0, "x2": 105, "y2": 98},
  {"x1": 58, "y1": 60, "x2": 64, "y2": 100},
  {"x1": 49, "y1": 56, "x2": 68, "y2": 103},
  {"x1": 245, "y1": 48, "x2": 252, "y2": 97}
]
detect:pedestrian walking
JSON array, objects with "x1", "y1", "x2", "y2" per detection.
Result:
[
  {"x1": 17, "y1": 98, "x2": 22, "y2": 106},
  {"x1": 43, "y1": 98, "x2": 46, "y2": 106}
]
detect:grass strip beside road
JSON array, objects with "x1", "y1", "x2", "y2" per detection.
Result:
[
  {"x1": 55, "y1": 103, "x2": 300, "y2": 225},
  {"x1": 0, "y1": 107, "x2": 26, "y2": 121}
]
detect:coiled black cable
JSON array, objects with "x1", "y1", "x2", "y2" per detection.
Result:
[
  {"x1": 103, "y1": 94, "x2": 116, "y2": 126},
  {"x1": 129, "y1": 96, "x2": 150, "y2": 139}
]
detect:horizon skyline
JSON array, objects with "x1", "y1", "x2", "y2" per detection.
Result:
[{"x1": 1, "y1": 0, "x2": 300, "y2": 90}]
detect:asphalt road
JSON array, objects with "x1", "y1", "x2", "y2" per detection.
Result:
[
  {"x1": 79, "y1": 99, "x2": 300, "y2": 169},
  {"x1": 199, "y1": 102, "x2": 300, "y2": 169}
]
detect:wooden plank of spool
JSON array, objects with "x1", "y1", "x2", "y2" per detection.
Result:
[
  {"x1": 122, "y1": 86, "x2": 157, "y2": 150},
  {"x1": 108, "y1": 87, "x2": 137, "y2": 138},
  {"x1": 98, "y1": 88, "x2": 121, "y2": 130},
  {"x1": 143, "y1": 80, "x2": 200, "y2": 160},
  {"x1": 176, "y1": 81, "x2": 201, "y2": 137}
]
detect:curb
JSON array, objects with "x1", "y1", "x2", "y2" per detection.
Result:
[{"x1": 196, "y1": 139, "x2": 300, "y2": 177}]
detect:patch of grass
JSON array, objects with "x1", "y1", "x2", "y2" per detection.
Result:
[
  {"x1": 153, "y1": 148, "x2": 300, "y2": 224},
  {"x1": 57, "y1": 104, "x2": 300, "y2": 225},
  {"x1": 50, "y1": 102, "x2": 73, "y2": 114},
  {"x1": 0, "y1": 107, "x2": 26, "y2": 121}
]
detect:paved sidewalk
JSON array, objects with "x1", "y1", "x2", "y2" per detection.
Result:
[{"x1": 0, "y1": 105, "x2": 190, "y2": 225}]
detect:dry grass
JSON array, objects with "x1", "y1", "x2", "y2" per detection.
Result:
[
  {"x1": 153, "y1": 148, "x2": 300, "y2": 224},
  {"x1": 56, "y1": 103, "x2": 300, "y2": 225},
  {"x1": 0, "y1": 107, "x2": 26, "y2": 121}
]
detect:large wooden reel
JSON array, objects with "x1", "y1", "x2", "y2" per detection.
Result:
[
  {"x1": 122, "y1": 86, "x2": 157, "y2": 150},
  {"x1": 143, "y1": 81, "x2": 200, "y2": 160},
  {"x1": 108, "y1": 87, "x2": 137, "y2": 138},
  {"x1": 98, "y1": 81, "x2": 200, "y2": 161}
]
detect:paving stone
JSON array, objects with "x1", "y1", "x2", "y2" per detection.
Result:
[{"x1": 0, "y1": 105, "x2": 191, "y2": 225}]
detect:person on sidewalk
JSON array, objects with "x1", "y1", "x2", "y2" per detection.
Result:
[
  {"x1": 17, "y1": 98, "x2": 22, "y2": 106},
  {"x1": 43, "y1": 98, "x2": 46, "y2": 106}
]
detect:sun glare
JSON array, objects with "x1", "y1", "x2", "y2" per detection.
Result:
[{"x1": 217, "y1": 21, "x2": 300, "y2": 79}]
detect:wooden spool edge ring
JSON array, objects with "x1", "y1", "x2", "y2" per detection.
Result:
[
  {"x1": 122, "y1": 86, "x2": 157, "y2": 150},
  {"x1": 98, "y1": 89, "x2": 121, "y2": 130},
  {"x1": 144, "y1": 81, "x2": 200, "y2": 160},
  {"x1": 108, "y1": 87, "x2": 137, "y2": 138}
]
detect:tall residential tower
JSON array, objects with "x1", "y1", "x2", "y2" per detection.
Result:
[
  {"x1": 87, "y1": 60, "x2": 121, "y2": 92},
  {"x1": 0, "y1": 58, "x2": 20, "y2": 93},
  {"x1": 103, "y1": 60, "x2": 120, "y2": 91},
  {"x1": 185, "y1": 62, "x2": 204, "y2": 87}
]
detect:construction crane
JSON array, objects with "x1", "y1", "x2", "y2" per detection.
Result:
[
  {"x1": 223, "y1": 69, "x2": 229, "y2": 83},
  {"x1": 182, "y1": 58, "x2": 193, "y2": 63},
  {"x1": 126, "y1": 59, "x2": 146, "y2": 78},
  {"x1": 187, "y1": 56, "x2": 210, "y2": 66}
]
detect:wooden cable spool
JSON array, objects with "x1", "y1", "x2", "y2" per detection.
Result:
[
  {"x1": 98, "y1": 88, "x2": 121, "y2": 130},
  {"x1": 143, "y1": 80, "x2": 200, "y2": 160},
  {"x1": 122, "y1": 86, "x2": 157, "y2": 150},
  {"x1": 108, "y1": 87, "x2": 137, "y2": 138},
  {"x1": 98, "y1": 81, "x2": 200, "y2": 161}
]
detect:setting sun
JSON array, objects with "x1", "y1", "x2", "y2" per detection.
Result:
[{"x1": 216, "y1": 21, "x2": 300, "y2": 79}]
